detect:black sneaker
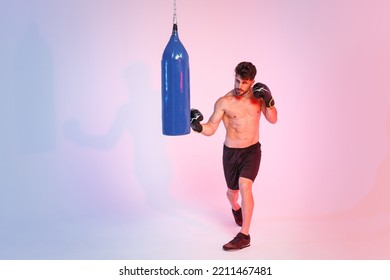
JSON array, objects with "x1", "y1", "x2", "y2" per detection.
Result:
[
  {"x1": 232, "y1": 208, "x2": 242, "y2": 226},
  {"x1": 223, "y1": 232, "x2": 250, "y2": 251}
]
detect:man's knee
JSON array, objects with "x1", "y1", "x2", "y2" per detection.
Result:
[
  {"x1": 227, "y1": 188, "x2": 239, "y2": 196},
  {"x1": 239, "y1": 177, "x2": 253, "y2": 191}
]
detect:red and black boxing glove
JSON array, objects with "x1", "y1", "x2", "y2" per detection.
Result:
[
  {"x1": 253, "y1": 82, "x2": 275, "y2": 108},
  {"x1": 190, "y1": 108, "x2": 203, "y2": 133}
]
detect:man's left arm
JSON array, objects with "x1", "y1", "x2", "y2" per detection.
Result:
[{"x1": 264, "y1": 106, "x2": 277, "y2": 124}]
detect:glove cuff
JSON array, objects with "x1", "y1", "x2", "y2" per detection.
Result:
[
  {"x1": 191, "y1": 122, "x2": 203, "y2": 133},
  {"x1": 266, "y1": 98, "x2": 275, "y2": 108}
]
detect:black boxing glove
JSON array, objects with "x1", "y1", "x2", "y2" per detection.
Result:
[
  {"x1": 190, "y1": 108, "x2": 203, "y2": 133},
  {"x1": 253, "y1": 82, "x2": 275, "y2": 108}
]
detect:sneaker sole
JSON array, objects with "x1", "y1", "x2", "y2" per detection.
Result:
[{"x1": 222, "y1": 244, "x2": 250, "y2": 251}]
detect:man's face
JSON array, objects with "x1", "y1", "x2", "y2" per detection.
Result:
[{"x1": 234, "y1": 75, "x2": 254, "y2": 96}]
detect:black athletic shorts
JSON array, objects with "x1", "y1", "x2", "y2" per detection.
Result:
[{"x1": 223, "y1": 142, "x2": 261, "y2": 190}]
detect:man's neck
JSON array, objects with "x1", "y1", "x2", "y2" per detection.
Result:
[{"x1": 235, "y1": 89, "x2": 252, "y2": 99}]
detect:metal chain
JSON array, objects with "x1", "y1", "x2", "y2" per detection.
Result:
[{"x1": 173, "y1": 0, "x2": 177, "y2": 24}]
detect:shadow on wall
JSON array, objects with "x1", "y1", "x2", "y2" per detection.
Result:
[
  {"x1": 0, "y1": 21, "x2": 61, "y2": 256},
  {"x1": 0, "y1": 21, "x2": 57, "y2": 214},
  {"x1": 13, "y1": 23, "x2": 56, "y2": 154},
  {"x1": 63, "y1": 62, "x2": 174, "y2": 210}
]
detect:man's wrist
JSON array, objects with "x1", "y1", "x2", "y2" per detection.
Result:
[{"x1": 266, "y1": 98, "x2": 275, "y2": 108}]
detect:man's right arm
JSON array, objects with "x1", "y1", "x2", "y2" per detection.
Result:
[{"x1": 191, "y1": 98, "x2": 224, "y2": 136}]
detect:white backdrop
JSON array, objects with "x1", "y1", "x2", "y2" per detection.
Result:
[{"x1": 1, "y1": 0, "x2": 389, "y2": 259}]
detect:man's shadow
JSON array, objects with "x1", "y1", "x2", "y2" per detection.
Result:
[
  {"x1": 63, "y1": 63, "x2": 203, "y2": 226},
  {"x1": 63, "y1": 63, "x2": 173, "y2": 210}
]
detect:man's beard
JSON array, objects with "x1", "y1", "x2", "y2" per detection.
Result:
[{"x1": 235, "y1": 88, "x2": 250, "y2": 96}]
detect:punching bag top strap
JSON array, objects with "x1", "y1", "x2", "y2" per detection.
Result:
[{"x1": 172, "y1": 23, "x2": 178, "y2": 35}]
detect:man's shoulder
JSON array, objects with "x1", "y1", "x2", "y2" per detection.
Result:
[
  {"x1": 219, "y1": 90, "x2": 235, "y2": 101},
  {"x1": 215, "y1": 91, "x2": 234, "y2": 107},
  {"x1": 225, "y1": 90, "x2": 235, "y2": 97}
]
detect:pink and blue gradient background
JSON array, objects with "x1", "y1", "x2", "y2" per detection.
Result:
[{"x1": 1, "y1": 0, "x2": 389, "y2": 259}]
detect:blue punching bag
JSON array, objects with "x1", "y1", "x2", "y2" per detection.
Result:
[{"x1": 161, "y1": 23, "x2": 190, "y2": 135}]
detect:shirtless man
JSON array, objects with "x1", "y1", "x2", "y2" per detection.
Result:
[{"x1": 190, "y1": 61, "x2": 277, "y2": 251}]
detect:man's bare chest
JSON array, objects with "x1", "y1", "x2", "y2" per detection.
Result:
[{"x1": 225, "y1": 98, "x2": 261, "y2": 120}]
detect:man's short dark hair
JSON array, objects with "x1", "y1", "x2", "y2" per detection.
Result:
[{"x1": 235, "y1": 62, "x2": 257, "y2": 80}]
